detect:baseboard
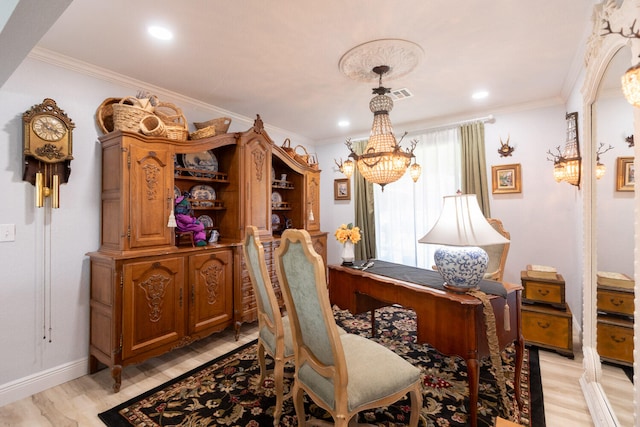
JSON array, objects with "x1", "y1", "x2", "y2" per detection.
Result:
[{"x1": 0, "y1": 357, "x2": 88, "y2": 407}]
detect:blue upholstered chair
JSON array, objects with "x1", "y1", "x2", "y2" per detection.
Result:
[
  {"x1": 275, "y1": 229, "x2": 423, "y2": 427},
  {"x1": 242, "y1": 226, "x2": 294, "y2": 426}
]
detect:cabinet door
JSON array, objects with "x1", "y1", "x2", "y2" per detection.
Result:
[
  {"x1": 305, "y1": 171, "x2": 321, "y2": 231},
  {"x1": 128, "y1": 142, "x2": 173, "y2": 249},
  {"x1": 122, "y1": 256, "x2": 185, "y2": 360},
  {"x1": 242, "y1": 136, "x2": 272, "y2": 235},
  {"x1": 189, "y1": 250, "x2": 233, "y2": 335}
]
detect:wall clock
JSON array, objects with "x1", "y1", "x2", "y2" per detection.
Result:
[{"x1": 22, "y1": 98, "x2": 75, "y2": 208}]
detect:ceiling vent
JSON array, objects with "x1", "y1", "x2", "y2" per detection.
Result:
[{"x1": 390, "y1": 88, "x2": 413, "y2": 101}]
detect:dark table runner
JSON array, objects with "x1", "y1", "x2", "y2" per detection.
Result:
[{"x1": 349, "y1": 259, "x2": 507, "y2": 298}]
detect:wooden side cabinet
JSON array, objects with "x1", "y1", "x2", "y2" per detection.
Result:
[
  {"x1": 88, "y1": 247, "x2": 235, "y2": 392},
  {"x1": 597, "y1": 272, "x2": 634, "y2": 366},
  {"x1": 520, "y1": 268, "x2": 574, "y2": 358}
]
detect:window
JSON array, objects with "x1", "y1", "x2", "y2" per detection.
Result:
[{"x1": 374, "y1": 128, "x2": 461, "y2": 268}]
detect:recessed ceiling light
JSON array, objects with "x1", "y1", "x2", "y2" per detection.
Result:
[
  {"x1": 338, "y1": 120, "x2": 350, "y2": 128},
  {"x1": 148, "y1": 25, "x2": 173, "y2": 40},
  {"x1": 472, "y1": 91, "x2": 489, "y2": 100}
]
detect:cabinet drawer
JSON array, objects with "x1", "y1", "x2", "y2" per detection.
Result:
[
  {"x1": 597, "y1": 288, "x2": 634, "y2": 317},
  {"x1": 522, "y1": 281, "x2": 565, "y2": 305},
  {"x1": 597, "y1": 315, "x2": 633, "y2": 366},
  {"x1": 522, "y1": 303, "x2": 573, "y2": 356}
]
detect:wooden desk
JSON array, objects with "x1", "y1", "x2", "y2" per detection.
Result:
[{"x1": 328, "y1": 263, "x2": 523, "y2": 427}]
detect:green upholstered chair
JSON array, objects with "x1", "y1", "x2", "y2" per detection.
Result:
[
  {"x1": 480, "y1": 218, "x2": 511, "y2": 282},
  {"x1": 242, "y1": 226, "x2": 293, "y2": 426},
  {"x1": 275, "y1": 229, "x2": 423, "y2": 427}
]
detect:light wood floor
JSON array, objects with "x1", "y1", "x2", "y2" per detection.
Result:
[{"x1": 0, "y1": 322, "x2": 633, "y2": 426}]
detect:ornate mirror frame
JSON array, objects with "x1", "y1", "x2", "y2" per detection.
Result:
[{"x1": 581, "y1": 0, "x2": 639, "y2": 424}]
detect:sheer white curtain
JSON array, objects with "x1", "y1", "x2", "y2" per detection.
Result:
[{"x1": 373, "y1": 128, "x2": 461, "y2": 268}]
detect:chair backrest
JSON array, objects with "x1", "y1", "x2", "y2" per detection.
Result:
[
  {"x1": 275, "y1": 229, "x2": 347, "y2": 385},
  {"x1": 480, "y1": 218, "x2": 510, "y2": 282},
  {"x1": 242, "y1": 226, "x2": 284, "y2": 338}
]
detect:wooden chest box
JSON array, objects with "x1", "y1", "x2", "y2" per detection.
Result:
[
  {"x1": 597, "y1": 272, "x2": 634, "y2": 317},
  {"x1": 521, "y1": 269, "x2": 565, "y2": 307},
  {"x1": 597, "y1": 314, "x2": 633, "y2": 366},
  {"x1": 522, "y1": 303, "x2": 574, "y2": 358}
]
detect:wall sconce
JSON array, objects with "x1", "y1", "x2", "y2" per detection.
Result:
[
  {"x1": 334, "y1": 158, "x2": 354, "y2": 179},
  {"x1": 602, "y1": 20, "x2": 640, "y2": 106},
  {"x1": 547, "y1": 112, "x2": 581, "y2": 187},
  {"x1": 595, "y1": 142, "x2": 614, "y2": 180}
]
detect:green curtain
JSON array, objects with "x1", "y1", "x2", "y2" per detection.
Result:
[
  {"x1": 460, "y1": 122, "x2": 491, "y2": 217},
  {"x1": 353, "y1": 140, "x2": 376, "y2": 260}
]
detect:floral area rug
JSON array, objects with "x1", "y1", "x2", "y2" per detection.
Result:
[{"x1": 99, "y1": 305, "x2": 543, "y2": 426}]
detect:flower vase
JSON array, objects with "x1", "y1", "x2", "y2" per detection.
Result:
[{"x1": 341, "y1": 240, "x2": 355, "y2": 266}]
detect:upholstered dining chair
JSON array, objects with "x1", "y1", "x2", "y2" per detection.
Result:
[
  {"x1": 481, "y1": 218, "x2": 511, "y2": 282},
  {"x1": 275, "y1": 228, "x2": 423, "y2": 427},
  {"x1": 242, "y1": 226, "x2": 294, "y2": 426}
]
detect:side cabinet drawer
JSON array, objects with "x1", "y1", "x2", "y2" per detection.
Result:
[
  {"x1": 522, "y1": 303, "x2": 573, "y2": 357},
  {"x1": 597, "y1": 315, "x2": 633, "y2": 366},
  {"x1": 523, "y1": 281, "x2": 565, "y2": 305}
]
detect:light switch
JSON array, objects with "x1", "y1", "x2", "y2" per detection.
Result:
[{"x1": 0, "y1": 224, "x2": 15, "y2": 242}]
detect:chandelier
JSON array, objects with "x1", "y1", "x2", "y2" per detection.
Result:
[{"x1": 344, "y1": 65, "x2": 420, "y2": 190}]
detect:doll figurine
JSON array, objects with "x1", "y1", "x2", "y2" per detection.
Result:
[{"x1": 174, "y1": 195, "x2": 207, "y2": 246}]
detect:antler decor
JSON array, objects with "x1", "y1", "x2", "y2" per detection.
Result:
[
  {"x1": 498, "y1": 135, "x2": 514, "y2": 157},
  {"x1": 601, "y1": 19, "x2": 640, "y2": 39}
]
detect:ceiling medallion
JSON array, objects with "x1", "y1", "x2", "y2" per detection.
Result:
[{"x1": 338, "y1": 39, "x2": 424, "y2": 82}]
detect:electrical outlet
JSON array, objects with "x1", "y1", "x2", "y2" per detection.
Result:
[{"x1": 0, "y1": 224, "x2": 15, "y2": 242}]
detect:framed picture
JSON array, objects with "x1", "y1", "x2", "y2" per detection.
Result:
[
  {"x1": 491, "y1": 163, "x2": 522, "y2": 194},
  {"x1": 616, "y1": 156, "x2": 634, "y2": 192},
  {"x1": 334, "y1": 178, "x2": 350, "y2": 200}
]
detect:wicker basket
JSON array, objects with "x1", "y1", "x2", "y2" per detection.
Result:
[
  {"x1": 111, "y1": 97, "x2": 149, "y2": 133},
  {"x1": 139, "y1": 114, "x2": 167, "y2": 137},
  {"x1": 96, "y1": 97, "x2": 120, "y2": 134},
  {"x1": 281, "y1": 138, "x2": 295, "y2": 158},
  {"x1": 294, "y1": 144, "x2": 310, "y2": 166},
  {"x1": 155, "y1": 102, "x2": 188, "y2": 141},
  {"x1": 189, "y1": 125, "x2": 216, "y2": 140},
  {"x1": 193, "y1": 117, "x2": 231, "y2": 134}
]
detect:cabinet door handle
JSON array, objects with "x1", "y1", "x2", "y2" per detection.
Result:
[
  {"x1": 537, "y1": 321, "x2": 551, "y2": 329},
  {"x1": 192, "y1": 284, "x2": 195, "y2": 303},
  {"x1": 536, "y1": 289, "x2": 550, "y2": 296},
  {"x1": 179, "y1": 288, "x2": 183, "y2": 308}
]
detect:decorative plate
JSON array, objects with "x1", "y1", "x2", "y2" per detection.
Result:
[
  {"x1": 197, "y1": 215, "x2": 214, "y2": 229},
  {"x1": 190, "y1": 184, "x2": 216, "y2": 200},
  {"x1": 181, "y1": 151, "x2": 218, "y2": 174},
  {"x1": 174, "y1": 185, "x2": 181, "y2": 200},
  {"x1": 271, "y1": 213, "x2": 280, "y2": 225},
  {"x1": 271, "y1": 191, "x2": 282, "y2": 204}
]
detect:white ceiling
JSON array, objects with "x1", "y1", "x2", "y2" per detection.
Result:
[{"x1": 2, "y1": 0, "x2": 594, "y2": 143}]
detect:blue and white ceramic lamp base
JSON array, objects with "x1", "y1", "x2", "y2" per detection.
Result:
[{"x1": 433, "y1": 245, "x2": 489, "y2": 293}]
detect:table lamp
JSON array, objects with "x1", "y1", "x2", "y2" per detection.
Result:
[{"x1": 418, "y1": 194, "x2": 510, "y2": 292}]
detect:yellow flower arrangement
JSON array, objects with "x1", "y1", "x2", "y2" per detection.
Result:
[{"x1": 334, "y1": 223, "x2": 361, "y2": 244}]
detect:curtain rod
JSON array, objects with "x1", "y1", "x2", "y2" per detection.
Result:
[{"x1": 407, "y1": 114, "x2": 495, "y2": 135}]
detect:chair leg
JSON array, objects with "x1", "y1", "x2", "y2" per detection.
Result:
[
  {"x1": 272, "y1": 358, "x2": 284, "y2": 426},
  {"x1": 257, "y1": 341, "x2": 266, "y2": 384},
  {"x1": 409, "y1": 386, "x2": 423, "y2": 427},
  {"x1": 293, "y1": 384, "x2": 307, "y2": 427},
  {"x1": 370, "y1": 309, "x2": 376, "y2": 337}
]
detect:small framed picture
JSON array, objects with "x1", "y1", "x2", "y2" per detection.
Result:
[
  {"x1": 491, "y1": 163, "x2": 522, "y2": 194},
  {"x1": 334, "y1": 178, "x2": 350, "y2": 200},
  {"x1": 616, "y1": 156, "x2": 634, "y2": 192}
]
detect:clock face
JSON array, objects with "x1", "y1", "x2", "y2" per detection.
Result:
[{"x1": 32, "y1": 115, "x2": 66, "y2": 142}]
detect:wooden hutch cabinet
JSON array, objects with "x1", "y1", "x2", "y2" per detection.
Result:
[{"x1": 88, "y1": 117, "x2": 326, "y2": 391}]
